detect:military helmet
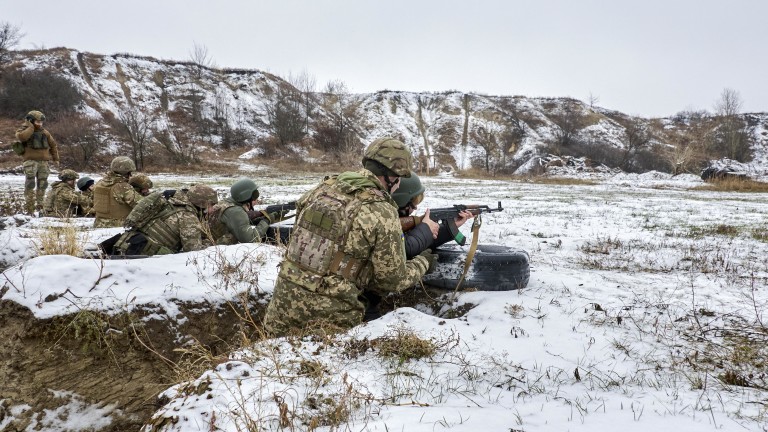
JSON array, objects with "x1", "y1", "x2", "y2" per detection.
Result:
[
  {"x1": 58, "y1": 169, "x2": 79, "y2": 182},
  {"x1": 230, "y1": 178, "x2": 260, "y2": 203},
  {"x1": 187, "y1": 184, "x2": 218, "y2": 208},
  {"x1": 25, "y1": 110, "x2": 46, "y2": 122},
  {"x1": 129, "y1": 173, "x2": 153, "y2": 190},
  {"x1": 362, "y1": 137, "x2": 413, "y2": 178},
  {"x1": 110, "y1": 156, "x2": 136, "y2": 174},
  {"x1": 77, "y1": 176, "x2": 95, "y2": 191},
  {"x1": 391, "y1": 173, "x2": 426, "y2": 208}
]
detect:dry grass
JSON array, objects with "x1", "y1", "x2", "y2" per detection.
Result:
[
  {"x1": 34, "y1": 222, "x2": 88, "y2": 256},
  {"x1": 693, "y1": 178, "x2": 768, "y2": 192},
  {"x1": 514, "y1": 175, "x2": 599, "y2": 186}
]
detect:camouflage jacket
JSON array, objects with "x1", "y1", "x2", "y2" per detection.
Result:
[
  {"x1": 264, "y1": 169, "x2": 430, "y2": 336},
  {"x1": 15, "y1": 123, "x2": 59, "y2": 162},
  {"x1": 92, "y1": 172, "x2": 144, "y2": 228},
  {"x1": 140, "y1": 191, "x2": 207, "y2": 253},
  {"x1": 208, "y1": 198, "x2": 269, "y2": 245},
  {"x1": 43, "y1": 181, "x2": 93, "y2": 218}
]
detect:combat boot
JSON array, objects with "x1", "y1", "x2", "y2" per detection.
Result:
[{"x1": 24, "y1": 190, "x2": 36, "y2": 215}]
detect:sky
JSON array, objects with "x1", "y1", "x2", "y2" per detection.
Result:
[
  {"x1": 1, "y1": 0, "x2": 767, "y2": 117},
  {"x1": 2, "y1": 171, "x2": 767, "y2": 430}
]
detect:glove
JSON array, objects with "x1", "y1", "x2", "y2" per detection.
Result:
[
  {"x1": 268, "y1": 211, "x2": 282, "y2": 223},
  {"x1": 418, "y1": 249, "x2": 438, "y2": 275}
]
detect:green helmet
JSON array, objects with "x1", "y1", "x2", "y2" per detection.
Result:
[
  {"x1": 230, "y1": 178, "x2": 260, "y2": 203},
  {"x1": 362, "y1": 137, "x2": 413, "y2": 178},
  {"x1": 187, "y1": 184, "x2": 218, "y2": 208},
  {"x1": 25, "y1": 110, "x2": 46, "y2": 122},
  {"x1": 77, "y1": 176, "x2": 95, "y2": 191},
  {"x1": 110, "y1": 156, "x2": 136, "y2": 174},
  {"x1": 58, "y1": 169, "x2": 79, "y2": 182},
  {"x1": 391, "y1": 173, "x2": 426, "y2": 208},
  {"x1": 129, "y1": 173, "x2": 153, "y2": 190}
]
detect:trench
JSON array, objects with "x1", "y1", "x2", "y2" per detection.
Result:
[{"x1": 0, "y1": 297, "x2": 266, "y2": 432}]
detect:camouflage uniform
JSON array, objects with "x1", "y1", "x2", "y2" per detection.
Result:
[
  {"x1": 43, "y1": 181, "x2": 93, "y2": 218},
  {"x1": 208, "y1": 198, "x2": 270, "y2": 245},
  {"x1": 15, "y1": 113, "x2": 59, "y2": 214},
  {"x1": 115, "y1": 190, "x2": 207, "y2": 256},
  {"x1": 263, "y1": 169, "x2": 430, "y2": 336},
  {"x1": 92, "y1": 172, "x2": 144, "y2": 228}
]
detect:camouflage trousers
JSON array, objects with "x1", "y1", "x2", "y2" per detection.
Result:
[{"x1": 23, "y1": 160, "x2": 50, "y2": 214}]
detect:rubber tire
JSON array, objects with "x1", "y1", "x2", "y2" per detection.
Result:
[
  {"x1": 422, "y1": 244, "x2": 530, "y2": 291},
  {"x1": 265, "y1": 225, "x2": 293, "y2": 245}
]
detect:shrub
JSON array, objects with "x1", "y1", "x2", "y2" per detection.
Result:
[{"x1": 0, "y1": 68, "x2": 82, "y2": 119}]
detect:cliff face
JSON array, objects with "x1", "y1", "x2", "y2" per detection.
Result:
[{"x1": 7, "y1": 48, "x2": 768, "y2": 175}]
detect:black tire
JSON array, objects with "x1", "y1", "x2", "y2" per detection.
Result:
[{"x1": 422, "y1": 244, "x2": 530, "y2": 291}]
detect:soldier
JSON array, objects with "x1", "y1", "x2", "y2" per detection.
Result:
[
  {"x1": 129, "y1": 173, "x2": 154, "y2": 196},
  {"x1": 392, "y1": 173, "x2": 473, "y2": 259},
  {"x1": 42, "y1": 169, "x2": 93, "y2": 218},
  {"x1": 113, "y1": 184, "x2": 218, "y2": 256},
  {"x1": 15, "y1": 110, "x2": 60, "y2": 215},
  {"x1": 263, "y1": 137, "x2": 438, "y2": 336},
  {"x1": 208, "y1": 178, "x2": 284, "y2": 245},
  {"x1": 92, "y1": 156, "x2": 144, "y2": 228},
  {"x1": 76, "y1": 176, "x2": 96, "y2": 216}
]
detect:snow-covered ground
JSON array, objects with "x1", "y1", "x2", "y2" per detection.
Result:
[{"x1": 1, "y1": 170, "x2": 767, "y2": 431}]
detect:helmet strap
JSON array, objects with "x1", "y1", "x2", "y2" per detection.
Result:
[{"x1": 383, "y1": 175, "x2": 399, "y2": 193}]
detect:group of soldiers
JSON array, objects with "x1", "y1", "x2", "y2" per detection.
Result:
[{"x1": 14, "y1": 110, "x2": 474, "y2": 336}]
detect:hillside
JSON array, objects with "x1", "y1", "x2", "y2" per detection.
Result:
[{"x1": 2, "y1": 48, "x2": 768, "y2": 177}]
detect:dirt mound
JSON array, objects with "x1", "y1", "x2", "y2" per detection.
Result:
[{"x1": 0, "y1": 297, "x2": 266, "y2": 431}]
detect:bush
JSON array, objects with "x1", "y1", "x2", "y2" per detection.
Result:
[{"x1": 0, "y1": 68, "x2": 83, "y2": 119}]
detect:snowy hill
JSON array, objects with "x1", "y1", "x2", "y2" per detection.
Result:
[{"x1": 5, "y1": 48, "x2": 768, "y2": 176}]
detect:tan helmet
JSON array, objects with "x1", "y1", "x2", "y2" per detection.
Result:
[
  {"x1": 25, "y1": 110, "x2": 46, "y2": 122},
  {"x1": 129, "y1": 173, "x2": 153, "y2": 190},
  {"x1": 187, "y1": 184, "x2": 218, "y2": 208},
  {"x1": 110, "y1": 156, "x2": 136, "y2": 174},
  {"x1": 362, "y1": 137, "x2": 413, "y2": 178},
  {"x1": 58, "y1": 169, "x2": 79, "y2": 181}
]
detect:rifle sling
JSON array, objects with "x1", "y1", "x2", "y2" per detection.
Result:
[{"x1": 452, "y1": 215, "x2": 482, "y2": 299}]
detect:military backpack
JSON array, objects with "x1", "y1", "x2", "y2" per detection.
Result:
[{"x1": 123, "y1": 190, "x2": 170, "y2": 229}]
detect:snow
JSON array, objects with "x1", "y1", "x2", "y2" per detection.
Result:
[{"x1": 1, "y1": 171, "x2": 767, "y2": 431}]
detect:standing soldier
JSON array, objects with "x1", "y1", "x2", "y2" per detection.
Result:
[
  {"x1": 92, "y1": 156, "x2": 143, "y2": 228},
  {"x1": 208, "y1": 178, "x2": 283, "y2": 245},
  {"x1": 42, "y1": 169, "x2": 93, "y2": 218},
  {"x1": 263, "y1": 137, "x2": 437, "y2": 336},
  {"x1": 15, "y1": 110, "x2": 59, "y2": 215},
  {"x1": 113, "y1": 184, "x2": 218, "y2": 256},
  {"x1": 129, "y1": 173, "x2": 154, "y2": 197}
]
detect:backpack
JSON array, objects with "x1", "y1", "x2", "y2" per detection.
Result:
[
  {"x1": 123, "y1": 190, "x2": 171, "y2": 229},
  {"x1": 11, "y1": 141, "x2": 25, "y2": 156}
]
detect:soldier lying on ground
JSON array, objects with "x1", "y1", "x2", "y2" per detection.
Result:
[
  {"x1": 208, "y1": 178, "x2": 287, "y2": 245},
  {"x1": 111, "y1": 184, "x2": 218, "y2": 256}
]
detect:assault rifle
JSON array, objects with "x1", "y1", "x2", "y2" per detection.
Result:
[
  {"x1": 248, "y1": 201, "x2": 297, "y2": 224},
  {"x1": 400, "y1": 202, "x2": 504, "y2": 245}
]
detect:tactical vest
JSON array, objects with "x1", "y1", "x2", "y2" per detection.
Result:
[
  {"x1": 140, "y1": 203, "x2": 195, "y2": 253},
  {"x1": 282, "y1": 178, "x2": 379, "y2": 288},
  {"x1": 27, "y1": 130, "x2": 50, "y2": 150},
  {"x1": 93, "y1": 181, "x2": 132, "y2": 220},
  {"x1": 207, "y1": 200, "x2": 239, "y2": 243},
  {"x1": 42, "y1": 182, "x2": 60, "y2": 214}
]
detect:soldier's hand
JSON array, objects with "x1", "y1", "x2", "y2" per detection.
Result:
[
  {"x1": 246, "y1": 209, "x2": 261, "y2": 221},
  {"x1": 268, "y1": 211, "x2": 282, "y2": 223},
  {"x1": 422, "y1": 209, "x2": 439, "y2": 239},
  {"x1": 455, "y1": 210, "x2": 474, "y2": 228},
  {"x1": 418, "y1": 249, "x2": 438, "y2": 274}
]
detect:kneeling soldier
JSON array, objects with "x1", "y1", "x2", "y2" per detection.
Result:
[{"x1": 43, "y1": 169, "x2": 94, "y2": 218}]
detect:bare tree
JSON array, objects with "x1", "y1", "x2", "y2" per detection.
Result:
[
  {"x1": 264, "y1": 83, "x2": 304, "y2": 148},
  {"x1": 414, "y1": 95, "x2": 447, "y2": 174},
  {"x1": 189, "y1": 42, "x2": 214, "y2": 79},
  {"x1": 712, "y1": 88, "x2": 751, "y2": 161},
  {"x1": 313, "y1": 79, "x2": 361, "y2": 159},
  {"x1": 619, "y1": 118, "x2": 651, "y2": 171},
  {"x1": 0, "y1": 21, "x2": 24, "y2": 68},
  {"x1": 288, "y1": 69, "x2": 317, "y2": 135},
  {"x1": 550, "y1": 101, "x2": 587, "y2": 152},
  {"x1": 471, "y1": 124, "x2": 502, "y2": 174},
  {"x1": 116, "y1": 106, "x2": 154, "y2": 170},
  {"x1": 588, "y1": 92, "x2": 600, "y2": 109}
]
